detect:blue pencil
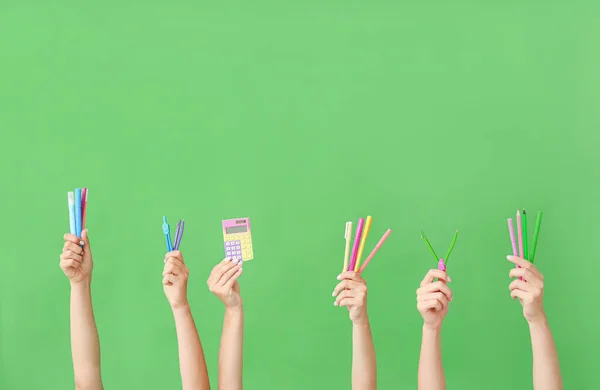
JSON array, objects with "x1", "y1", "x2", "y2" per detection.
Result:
[
  {"x1": 68, "y1": 192, "x2": 76, "y2": 235},
  {"x1": 74, "y1": 188, "x2": 82, "y2": 237}
]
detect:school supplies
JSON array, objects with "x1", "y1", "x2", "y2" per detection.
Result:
[
  {"x1": 81, "y1": 188, "x2": 88, "y2": 229},
  {"x1": 67, "y1": 192, "x2": 76, "y2": 235},
  {"x1": 507, "y1": 209, "x2": 543, "y2": 263},
  {"x1": 222, "y1": 217, "x2": 253, "y2": 261},
  {"x1": 343, "y1": 216, "x2": 391, "y2": 273},
  {"x1": 358, "y1": 228, "x2": 392, "y2": 274},
  {"x1": 507, "y1": 218, "x2": 518, "y2": 256},
  {"x1": 530, "y1": 211, "x2": 543, "y2": 263},
  {"x1": 66, "y1": 188, "x2": 88, "y2": 238},
  {"x1": 354, "y1": 216, "x2": 372, "y2": 272},
  {"x1": 348, "y1": 218, "x2": 364, "y2": 271},
  {"x1": 420, "y1": 230, "x2": 459, "y2": 269},
  {"x1": 343, "y1": 222, "x2": 353, "y2": 273},
  {"x1": 162, "y1": 216, "x2": 184, "y2": 252},
  {"x1": 522, "y1": 209, "x2": 529, "y2": 260},
  {"x1": 517, "y1": 210, "x2": 524, "y2": 258}
]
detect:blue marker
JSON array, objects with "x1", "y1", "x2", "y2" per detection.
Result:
[
  {"x1": 162, "y1": 216, "x2": 173, "y2": 252},
  {"x1": 74, "y1": 188, "x2": 82, "y2": 237},
  {"x1": 68, "y1": 192, "x2": 76, "y2": 235}
]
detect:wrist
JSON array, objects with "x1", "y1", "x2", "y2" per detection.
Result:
[
  {"x1": 352, "y1": 314, "x2": 370, "y2": 327},
  {"x1": 225, "y1": 304, "x2": 244, "y2": 315},
  {"x1": 527, "y1": 313, "x2": 549, "y2": 328},
  {"x1": 171, "y1": 302, "x2": 191, "y2": 314},
  {"x1": 423, "y1": 323, "x2": 443, "y2": 334},
  {"x1": 70, "y1": 278, "x2": 91, "y2": 290}
]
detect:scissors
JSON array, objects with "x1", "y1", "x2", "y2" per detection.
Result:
[
  {"x1": 163, "y1": 216, "x2": 185, "y2": 252},
  {"x1": 420, "y1": 230, "x2": 459, "y2": 271}
]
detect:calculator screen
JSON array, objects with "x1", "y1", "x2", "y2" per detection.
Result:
[{"x1": 226, "y1": 226, "x2": 248, "y2": 234}]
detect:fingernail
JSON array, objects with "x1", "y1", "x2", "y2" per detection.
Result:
[
  {"x1": 448, "y1": 276, "x2": 452, "y2": 282},
  {"x1": 228, "y1": 257, "x2": 234, "y2": 262},
  {"x1": 333, "y1": 301, "x2": 338, "y2": 306},
  {"x1": 332, "y1": 291, "x2": 335, "y2": 296},
  {"x1": 79, "y1": 241, "x2": 85, "y2": 246},
  {"x1": 336, "y1": 274, "x2": 342, "y2": 280},
  {"x1": 239, "y1": 267, "x2": 243, "y2": 272}
]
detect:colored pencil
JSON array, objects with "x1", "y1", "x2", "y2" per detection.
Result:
[
  {"x1": 359, "y1": 229, "x2": 391, "y2": 273},
  {"x1": 68, "y1": 192, "x2": 76, "y2": 235},
  {"x1": 444, "y1": 230, "x2": 459, "y2": 264},
  {"x1": 74, "y1": 188, "x2": 82, "y2": 237},
  {"x1": 348, "y1": 218, "x2": 364, "y2": 271},
  {"x1": 81, "y1": 188, "x2": 88, "y2": 229},
  {"x1": 420, "y1": 231, "x2": 439, "y2": 261},
  {"x1": 530, "y1": 211, "x2": 543, "y2": 263},
  {"x1": 354, "y1": 215, "x2": 372, "y2": 272},
  {"x1": 507, "y1": 218, "x2": 518, "y2": 256},
  {"x1": 517, "y1": 210, "x2": 524, "y2": 258},
  {"x1": 343, "y1": 221, "x2": 353, "y2": 273},
  {"x1": 522, "y1": 209, "x2": 529, "y2": 260}
]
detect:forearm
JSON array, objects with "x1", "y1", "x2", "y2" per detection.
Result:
[
  {"x1": 529, "y1": 316, "x2": 563, "y2": 390},
  {"x1": 418, "y1": 326, "x2": 445, "y2": 390},
  {"x1": 218, "y1": 306, "x2": 244, "y2": 390},
  {"x1": 352, "y1": 318, "x2": 377, "y2": 390},
  {"x1": 172, "y1": 305, "x2": 210, "y2": 390},
  {"x1": 70, "y1": 281, "x2": 103, "y2": 390}
]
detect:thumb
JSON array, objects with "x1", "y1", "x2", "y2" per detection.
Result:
[{"x1": 81, "y1": 229, "x2": 91, "y2": 248}]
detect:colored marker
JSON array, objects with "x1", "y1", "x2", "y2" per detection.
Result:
[
  {"x1": 517, "y1": 210, "x2": 524, "y2": 259},
  {"x1": 68, "y1": 192, "x2": 76, "y2": 235},
  {"x1": 343, "y1": 221, "x2": 353, "y2": 273},
  {"x1": 354, "y1": 215, "x2": 372, "y2": 272},
  {"x1": 530, "y1": 211, "x2": 543, "y2": 263},
  {"x1": 507, "y1": 218, "x2": 518, "y2": 256},
  {"x1": 359, "y1": 229, "x2": 391, "y2": 273},
  {"x1": 420, "y1": 231, "x2": 439, "y2": 261},
  {"x1": 81, "y1": 188, "x2": 88, "y2": 229},
  {"x1": 348, "y1": 218, "x2": 365, "y2": 271},
  {"x1": 74, "y1": 188, "x2": 82, "y2": 237},
  {"x1": 444, "y1": 230, "x2": 459, "y2": 264},
  {"x1": 522, "y1": 209, "x2": 529, "y2": 260}
]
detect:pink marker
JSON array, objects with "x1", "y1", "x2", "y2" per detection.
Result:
[
  {"x1": 348, "y1": 218, "x2": 364, "y2": 271},
  {"x1": 517, "y1": 210, "x2": 524, "y2": 259},
  {"x1": 358, "y1": 229, "x2": 391, "y2": 273},
  {"x1": 507, "y1": 218, "x2": 518, "y2": 256}
]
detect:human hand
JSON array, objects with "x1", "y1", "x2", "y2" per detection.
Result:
[
  {"x1": 207, "y1": 258, "x2": 243, "y2": 309},
  {"x1": 60, "y1": 230, "x2": 93, "y2": 285},
  {"x1": 332, "y1": 271, "x2": 369, "y2": 325},
  {"x1": 507, "y1": 256, "x2": 546, "y2": 323},
  {"x1": 162, "y1": 250, "x2": 190, "y2": 310},
  {"x1": 416, "y1": 269, "x2": 453, "y2": 330}
]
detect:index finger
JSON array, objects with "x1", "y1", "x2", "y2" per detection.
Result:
[
  {"x1": 337, "y1": 271, "x2": 366, "y2": 284},
  {"x1": 506, "y1": 256, "x2": 542, "y2": 278},
  {"x1": 165, "y1": 250, "x2": 183, "y2": 263},
  {"x1": 64, "y1": 234, "x2": 84, "y2": 246},
  {"x1": 420, "y1": 269, "x2": 451, "y2": 286}
]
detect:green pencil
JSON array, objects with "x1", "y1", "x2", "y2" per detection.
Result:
[
  {"x1": 444, "y1": 230, "x2": 459, "y2": 264},
  {"x1": 420, "y1": 231, "x2": 439, "y2": 261},
  {"x1": 522, "y1": 209, "x2": 529, "y2": 260},
  {"x1": 529, "y1": 211, "x2": 543, "y2": 263}
]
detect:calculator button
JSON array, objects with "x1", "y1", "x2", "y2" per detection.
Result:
[
  {"x1": 226, "y1": 251, "x2": 232, "y2": 256},
  {"x1": 236, "y1": 246, "x2": 241, "y2": 250}
]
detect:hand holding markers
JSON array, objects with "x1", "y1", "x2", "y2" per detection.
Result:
[
  {"x1": 343, "y1": 215, "x2": 391, "y2": 274},
  {"x1": 333, "y1": 271, "x2": 368, "y2": 325},
  {"x1": 507, "y1": 256, "x2": 546, "y2": 323},
  {"x1": 67, "y1": 188, "x2": 88, "y2": 238},
  {"x1": 60, "y1": 231, "x2": 93, "y2": 284}
]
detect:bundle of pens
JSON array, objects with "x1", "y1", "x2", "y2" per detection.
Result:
[
  {"x1": 162, "y1": 216, "x2": 185, "y2": 252},
  {"x1": 67, "y1": 188, "x2": 88, "y2": 237},
  {"x1": 343, "y1": 216, "x2": 392, "y2": 273},
  {"x1": 507, "y1": 209, "x2": 543, "y2": 263},
  {"x1": 420, "y1": 230, "x2": 459, "y2": 271}
]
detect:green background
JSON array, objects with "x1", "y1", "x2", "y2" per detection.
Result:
[{"x1": 1, "y1": 1, "x2": 599, "y2": 389}]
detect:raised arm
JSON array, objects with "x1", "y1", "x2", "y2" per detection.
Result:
[
  {"x1": 207, "y1": 258, "x2": 244, "y2": 390},
  {"x1": 508, "y1": 256, "x2": 563, "y2": 390},
  {"x1": 163, "y1": 251, "x2": 210, "y2": 390},
  {"x1": 416, "y1": 269, "x2": 453, "y2": 390},
  {"x1": 60, "y1": 230, "x2": 103, "y2": 390},
  {"x1": 333, "y1": 271, "x2": 376, "y2": 390}
]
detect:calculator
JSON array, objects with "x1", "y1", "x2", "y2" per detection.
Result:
[{"x1": 222, "y1": 217, "x2": 254, "y2": 261}]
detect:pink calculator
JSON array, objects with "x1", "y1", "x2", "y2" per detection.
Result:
[{"x1": 222, "y1": 217, "x2": 254, "y2": 261}]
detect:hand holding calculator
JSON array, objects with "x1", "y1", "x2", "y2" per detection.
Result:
[{"x1": 222, "y1": 218, "x2": 254, "y2": 261}]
